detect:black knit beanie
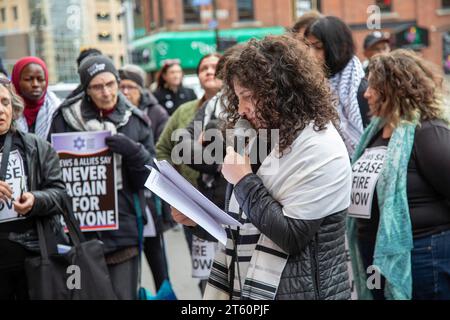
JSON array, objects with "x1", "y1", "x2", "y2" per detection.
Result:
[
  {"x1": 78, "y1": 55, "x2": 119, "y2": 90},
  {"x1": 118, "y1": 68, "x2": 145, "y2": 88}
]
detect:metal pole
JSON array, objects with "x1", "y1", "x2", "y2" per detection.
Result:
[
  {"x1": 212, "y1": 0, "x2": 219, "y2": 51},
  {"x1": 124, "y1": 0, "x2": 135, "y2": 64}
]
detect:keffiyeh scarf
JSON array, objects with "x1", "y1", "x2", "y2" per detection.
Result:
[{"x1": 329, "y1": 56, "x2": 365, "y2": 156}]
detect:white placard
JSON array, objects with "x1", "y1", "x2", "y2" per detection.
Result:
[
  {"x1": 191, "y1": 235, "x2": 217, "y2": 279},
  {"x1": 0, "y1": 150, "x2": 27, "y2": 224},
  {"x1": 348, "y1": 147, "x2": 387, "y2": 219}
]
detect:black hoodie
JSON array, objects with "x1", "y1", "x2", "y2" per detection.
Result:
[{"x1": 138, "y1": 90, "x2": 169, "y2": 142}]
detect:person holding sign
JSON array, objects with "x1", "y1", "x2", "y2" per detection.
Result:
[
  {"x1": 0, "y1": 78, "x2": 66, "y2": 299},
  {"x1": 48, "y1": 55, "x2": 155, "y2": 300},
  {"x1": 119, "y1": 64, "x2": 171, "y2": 293},
  {"x1": 347, "y1": 49, "x2": 450, "y2": 300},
  {"x1": 173, "y1": 35, "x2": 352, "y2": 300}
]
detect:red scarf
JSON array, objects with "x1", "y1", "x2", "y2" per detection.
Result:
[{"x1": 11, "y1": 56, "x2": 49, "y2": 127}]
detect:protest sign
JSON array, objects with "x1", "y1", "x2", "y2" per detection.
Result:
[
  {"x1": 0, "y1": 150, "x2": 27, "y2": 223},
  {"x1": 191, "y1": 235, "x2": 216, "y2": 279},
  {"x1": 348, "y1": 146, "x2": 387, "y2": 219},
  {"x1": 52, "y1": 131, "x2": 118, "y2": 231}
]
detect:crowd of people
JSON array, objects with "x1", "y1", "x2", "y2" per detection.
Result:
[{"x1": 0, "y1": 13, "x2": 449, "y2": 301}]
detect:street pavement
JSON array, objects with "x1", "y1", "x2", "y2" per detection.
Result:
[{"x1": 141, "y1": 226, "x2": 202, "y2": 300}]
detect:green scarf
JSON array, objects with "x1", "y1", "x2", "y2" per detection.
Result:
[{"x1": 347, "y1": 116, "x2": 416, "y2": 300}]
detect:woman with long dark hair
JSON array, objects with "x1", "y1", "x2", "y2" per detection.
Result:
[
  {"x1": 153, "y1": 61, "x2": 197, "y2": 115},
  {"x1": 305, "y1": 16, "x2": 370, "y2": 156}
]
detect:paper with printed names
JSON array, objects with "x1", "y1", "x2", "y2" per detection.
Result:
[{"x1": 144, "y1": 160, "x2": 242, "y2": 245}]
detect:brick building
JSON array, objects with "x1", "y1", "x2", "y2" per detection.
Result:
[
  {"x1": 131, "y1": 0, "x2": 296, "y2": 73},
  {"x1": 131, "y1": 0, "x2": 450, "y2": 73},
  {"x1": 136, "y1": 0, "x2": 294, "y2": 33},
  {"x1": 319, "y1": 0, "x2": 450, "y2": 73}
]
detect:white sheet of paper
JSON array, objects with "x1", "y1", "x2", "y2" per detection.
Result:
[
  {"x1": 149, "y1": 160, "x2": 241, "y2": 226},
  {"x1": 145, "y1": 168, "x2": 231, "y2": 245}
]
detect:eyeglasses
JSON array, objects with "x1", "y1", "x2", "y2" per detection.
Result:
[
  {"x1": 119, "y1": 84, "x2": 139, "y2": 91},
  {"x1": 88, "y1": 80, "x2": 117, "y2": 93}
]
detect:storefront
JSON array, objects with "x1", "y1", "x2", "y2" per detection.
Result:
[
  {"x1": 391, "y1": 24, "x2": 429, "y2": 50},
  {"x1": 130, "y1": 26, "x2": 285, "y2": 73}
]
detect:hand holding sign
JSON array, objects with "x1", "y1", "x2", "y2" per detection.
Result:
[
  {"x1": 13, "y1": 192, "x2": 35, "y2": 216},
  {"x1": 0, "y1": 180, "x2": 12, "y2": 202},
  {"x1": 105, "y1": 134, "x2": 141, "y2": 158}
]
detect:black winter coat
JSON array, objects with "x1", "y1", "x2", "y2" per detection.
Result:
[
  {"x1": 48, "y1": 94, "x2": 155, "y2": 254},
  {"x1": 153, "y1": 86, "x2": 197, "y2": 116},
  {"x1": 234, "y1": 174, "x2": 351, "y2": 300},
  {"x1": 0, "y1": 130, "x2": 67, "y2": 252},
  {"x1": 138, "y1": 91, "x2": 169, "y2": 142}
]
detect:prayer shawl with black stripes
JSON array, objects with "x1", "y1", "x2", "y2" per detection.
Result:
[{"x1": 204, "y1": 122, "x2": 352, "y2": 300}]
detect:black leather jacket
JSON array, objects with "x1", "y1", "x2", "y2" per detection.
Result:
[
  {"x1": 234, "y1": 174, "x2": 351, "y2": 300},
  {"x1": 3, "y1": 130, "x2": 67, "y2": 250}
]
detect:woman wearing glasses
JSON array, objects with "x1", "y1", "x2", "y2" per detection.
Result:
[
  {"x1": 119, "y1": 64, "x2": 169, "y2": 141},
  {"x1": 0, "y1": 78, "x2": 66, "y2": 299},
  {"x1": 48, "y1": 55, "x2": 156, "y2": 300},
  {"x1": 11, "y1": 56, "x2": 60, "y2": 140}
]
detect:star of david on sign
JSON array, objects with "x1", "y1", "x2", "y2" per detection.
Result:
[{"x1": 74, "y1": 137, "x2": 86, "y2": 150}]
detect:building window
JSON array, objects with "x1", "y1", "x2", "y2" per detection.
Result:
[
  {"x1": 0, "y1": 8, "x2": 5, "y2": 22},
  {"x1": 295, "y1": 0, "x2": 313, "y2": 19},
  {"x1": 98, "y1": 32, "x2": 112, "y2": 41},
  {"x1": 12, "y1": 6, "x2": 18, "y2": 20},
  {"x1": 183, "y1": 0, "x2": 201, "y2": 24},
  {"x1": 444, "y1": 31, "x2": 450, "y2": 74},
  {"x1": 118, "y1": 34, "x2": 122, "y2": 41},
  {"x1": 376, "y1": 0, "x2": 392, "y2": 12},
  {"x1": 443, "y1": 0, "x2": 450, "y2": 8},
  {"x1": 237, "y1": 0, "x2": 254, "y2": 21},
  {"x1": 97, "y1": 12, "x2": 111, "y2": 20}
]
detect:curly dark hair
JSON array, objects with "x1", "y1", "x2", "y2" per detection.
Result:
[
  {"x1": 222, "y1": 34, "x2": 339, "y2": 155},
  {"x1": 368, "y1": 49, "x2": 447, "y2": 127}
]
